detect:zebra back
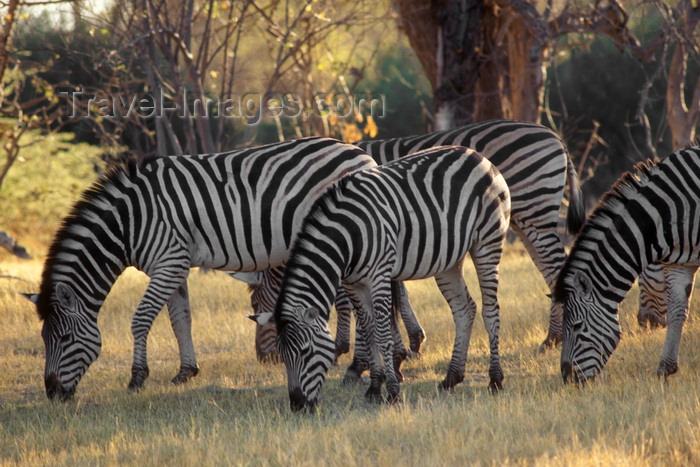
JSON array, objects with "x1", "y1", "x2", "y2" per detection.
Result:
[{"x1": 356, "y1": 119, "x2": 584, "y2": 235}]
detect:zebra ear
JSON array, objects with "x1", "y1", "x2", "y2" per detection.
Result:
[
  {"x1": 303, "y1": 307, "x2": 321, "y2": 324},
  {"x1": 229, "y1": 271, "x2": 265, "y2": 286},
  {"x1": 20, "y1": 292, "x2": 39, "y2": 304},
  {"x1": 573, "y1": 271, "x2": 592, "y2": 298},
  {"x1": 55, "y1": 283, "x2": 77, "y2": 310},
  {"x1": 247, "y1": 312, "x2": 275, "y2": 327}
]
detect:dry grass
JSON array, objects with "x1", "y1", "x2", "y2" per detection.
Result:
[
  {"x1": 2, "y1": 133, "x2": 700, "y2": 465},
  {"x1": 2, "y1": 245, "x2": 700, "y2": 466}
]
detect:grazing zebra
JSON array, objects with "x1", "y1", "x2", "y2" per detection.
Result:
[
  {"x1": 557, "y1": 147, "x2": 700, "y2": 384},
  {"x1": 23, "y1": 137, "x2": 376, "y2": 399},
  {"x1": 251, "y1": 146, "x2": 511, "y2": 411},
  {"x1": 243, "y1": 119, "x2": 585, "y2": 364}
]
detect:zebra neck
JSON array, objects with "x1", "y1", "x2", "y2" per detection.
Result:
[
  {"x1": 276, "y1": 236, "x2": 348, "y2": 325},
  {"x1": 561, "y1": 197, "x2": 668, "y2": 309},
  {"x1": 38, "y1": 189, "x2": 129, "y2": 321}
]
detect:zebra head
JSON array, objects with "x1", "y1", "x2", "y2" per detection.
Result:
[
  {"x1": 25, "y1": 282, "x2": 102, "y2": 400},
  {"x1": 252, "y1": 306, "x2": 335, "y2": 412},
  {"x1": 559, "y1": 271, "x2": 621, "y2": 384}
]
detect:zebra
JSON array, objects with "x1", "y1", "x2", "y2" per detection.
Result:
[
  {"x1": 250, "y1": 145, "x2": 511, "y2": 411},
  {"x1": 557, "y1": 147, "x2": 700, "y2": 384},
  {"x1": 22, "y1": 137, "x2": 377, "y2": 400},
  {"x1": 242, "y1": 119, "x2": 586, "y2": 365}
]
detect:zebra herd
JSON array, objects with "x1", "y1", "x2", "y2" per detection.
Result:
[{"x1": 22, "y1": 119, "x2": 700, "y2": 410}]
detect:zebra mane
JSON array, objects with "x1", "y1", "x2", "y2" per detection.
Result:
[
  {"x1": 36, "y1": 162, "x2": 138, "y2": 321},
  {"x1": 553, "y1": 158, "x2": 657, "y2": 303}
]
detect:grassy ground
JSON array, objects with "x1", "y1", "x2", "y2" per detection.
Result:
[{"x1": 2, "y1": 134, "x2": 700, "y2": 465}]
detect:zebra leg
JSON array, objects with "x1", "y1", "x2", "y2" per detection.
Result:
[
  {"x1": 638, "y1": 264, "x2": 668, "y2": 329},
  {"x1": 657, "y1": 265, "x2": 697, "y2": 379},
  {"x1": 392, "y1": 281, "x2": 426, "y2": 356},
  {"x1": 345, "y1": 281, "x2": 400, "y2": 404},
  {"x1": 509, "y1": 223, "x2": 566, "y2": 352},
  {"x1": 167, "y1": 281, "x2": 200, "y2": 384},
  {"x1": 334, "y1": 289, "x2": 353, "y2": 360},
  {"x1": 343, "y1": 306, "x2": 370, "y2": 385},
  {"x1": 472, "y1": 246, "x2": 504, "y2": 393},
  {"x1": 342, "y1": 289, "x2": 407, "y2": 384},
  {"x1": 129, "y1": 267, "x2": 189, "y2": 391},
  {"x1": 374, "y1": 287, "x2": 402, "y2": 404},
  {"x1": 434, "y1": 263, "x2": 476, "y2": 392}
]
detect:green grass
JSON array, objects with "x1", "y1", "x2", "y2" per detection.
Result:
[
  {"x1": 0, "y1": 130, "x2": 105, "y2": 251},
  {"x1": 2, "y1": 134, "x2": 700, "y2": 465}
]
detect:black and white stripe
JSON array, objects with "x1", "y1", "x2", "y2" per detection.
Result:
[
  {"x1": 26, "y1": 137, "x2": 376, "y2": 399},
  {"x1": 557, "y1": 147, "x2": 700, "y2": 383},
  {"x1": 637, "y1": 264, "x2": 668, "y2": 328},
  {"x1": 244, "y1": 119, "x2": 584, "y2": 364},
  {"x1": 251, "y1": 146, "x2": 511, "y2": 411}
]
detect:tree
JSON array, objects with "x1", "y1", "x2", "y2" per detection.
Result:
[
  {"x1": 0, "y1": 0, "x2": 72, "y2": 190},
  {"x1": 653, "y1": 0, "x2": 699, "y2": 150},
  {"x1": 58, "y1": 0, "x2": 388, "y2": 161},
  {"x1": 393, "y1": 0, "x2": 643, "y2": 129}
]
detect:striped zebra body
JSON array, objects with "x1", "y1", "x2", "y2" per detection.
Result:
[
  {"x1": 252, "y1": 146, "x2": 511, "y2": 411},
  {"x1": 637, "y1": 264, "x2": 668, "y2": 328},
  {"x1": 557, "y1": 147, "x2": 700, "y2": 384},
  {"x1": 27, "y1": 137, "x2": 376, "y2": 399},
  {"x1": 244, "y1": 119, "x2": 584, "y2": 365}
]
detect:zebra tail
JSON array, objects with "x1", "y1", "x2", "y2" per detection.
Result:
[{"x1": 565, "y1": 153, "x2": 586, "y2": 235}]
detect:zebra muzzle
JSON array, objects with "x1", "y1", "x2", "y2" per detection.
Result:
[
  {"x1": 289, "y1": 387, "x2": 315, "y2": 413},
  {"x1": 45, "y1": 373, "x2": 75, "y2": 401}
]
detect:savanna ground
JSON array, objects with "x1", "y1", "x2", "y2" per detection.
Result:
[{"x1": 1, "y1": 134, "x2": 700, "y2": 466}]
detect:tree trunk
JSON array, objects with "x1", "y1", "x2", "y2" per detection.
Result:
[
  {"x1": 394, "y1": 0, "x2": 484, "y2": 129},
  {"x1": 665, "y1": 2, "x2": 700, "y2": 149}
]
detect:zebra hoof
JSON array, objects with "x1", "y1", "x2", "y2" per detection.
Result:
[
  {"x1": 657, "y1": 361, "x2": 679, "y2": 380},
  {"x1": 393, "y1": 360, "x2": 405, "y2": 384},
  {"x1": 171, "y1": 365, "x2": 200, "y2": 385},
  {"x1": 386, "y1": 391, "x2": 402, "y2": 406},
  {"x1": 438, "y1": 371, "x2": 464, "y2": 392},
  {"x1": 408, "y1": 330, "x2": 426, "y2": 355},
  {"x1": 364, "y1": 386, "x2": 383, "y2": 404},
  {"x1": 488, "y1": 379, "x2": 503, "y2": 395},
  {"x1": 127, "y1": 366, "x2": 150, "y2": 392}
]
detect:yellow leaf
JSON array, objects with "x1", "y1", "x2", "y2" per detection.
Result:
[
  {"x1": 364, "y1": 115, "x2": 378, "y2": 138},
  {"x1": 342, "y1": 123, "x2": 362, "y2": 143},
  {"x1": 210, "y1": 70, "x2": 219, "y2": 79}
]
